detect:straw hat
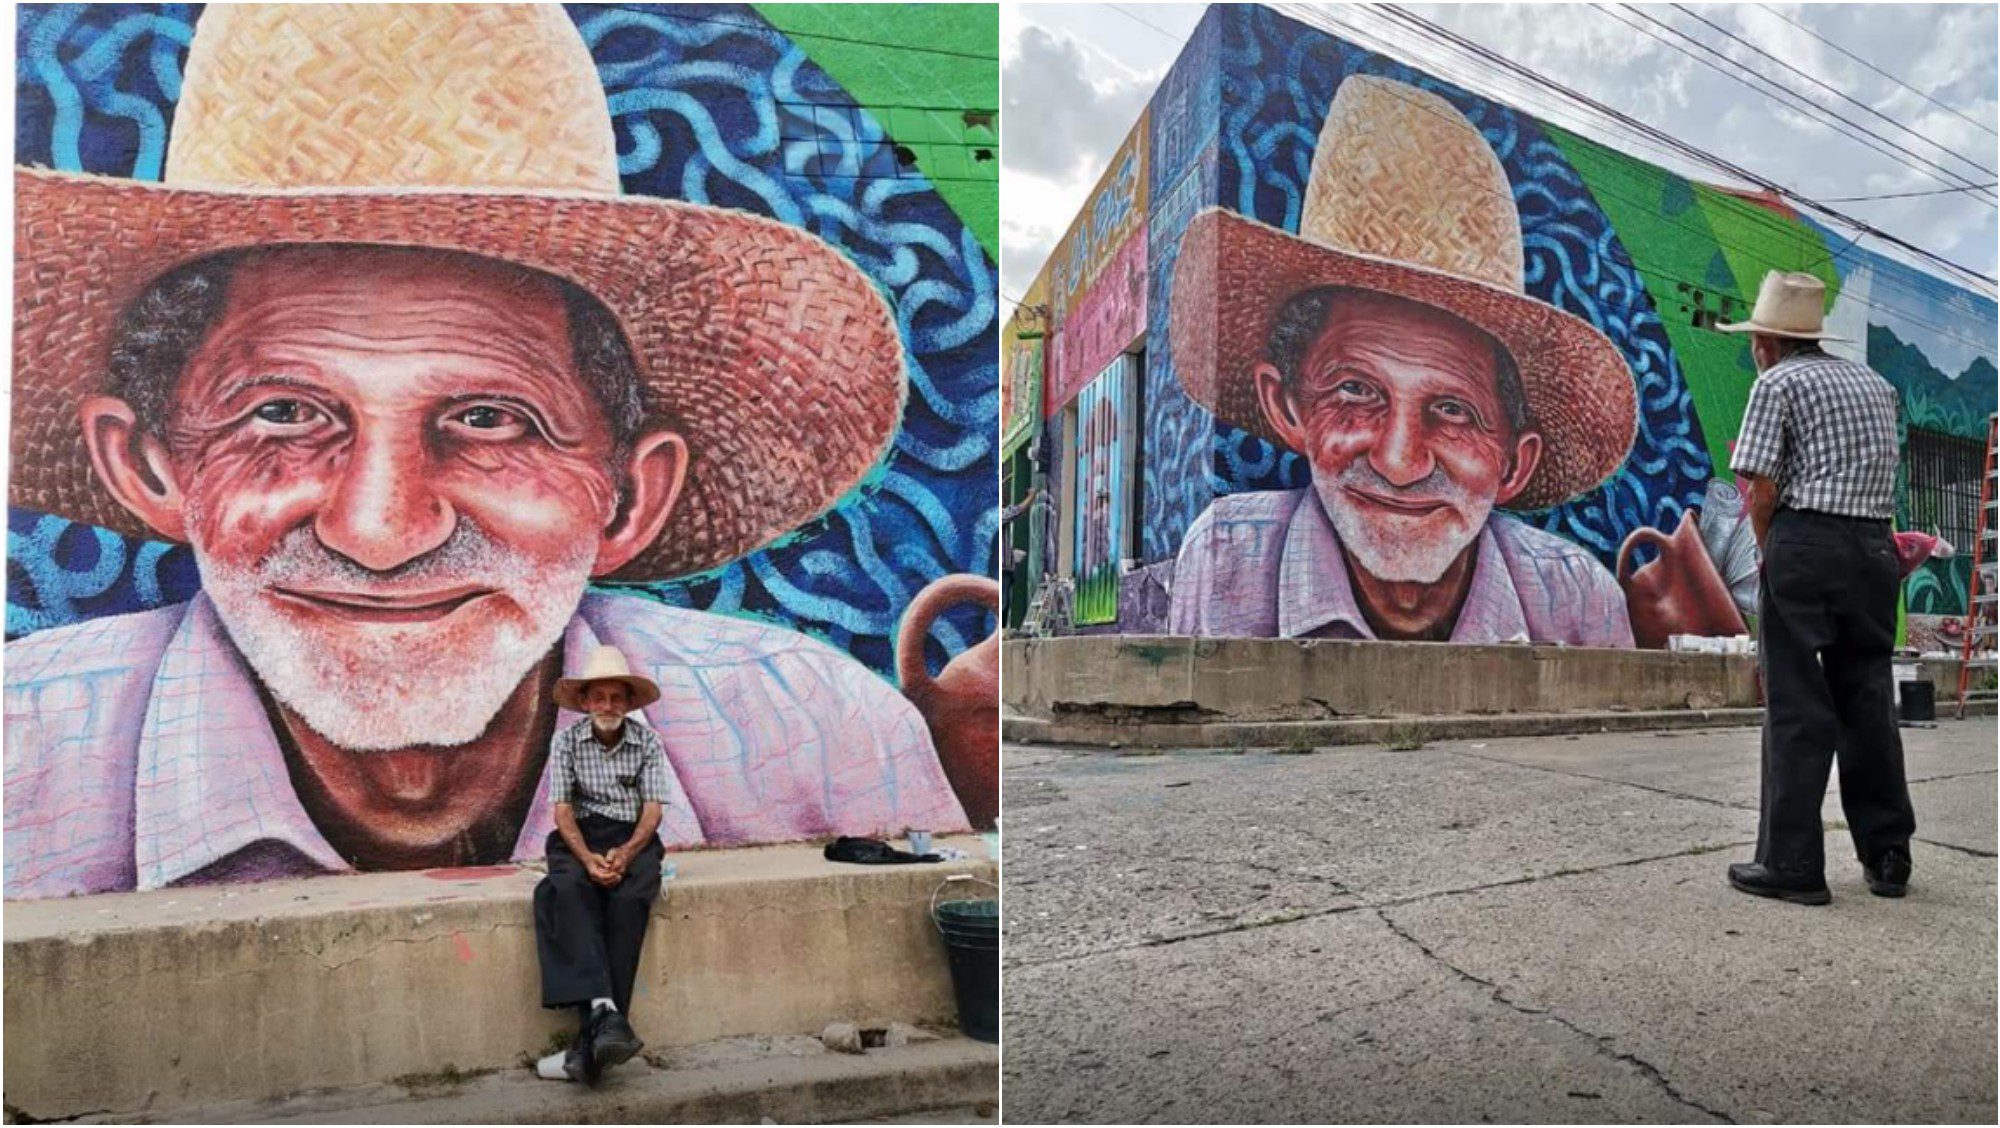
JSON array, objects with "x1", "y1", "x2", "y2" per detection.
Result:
[
  {"x1": 555, "y1": 645, "x2": 662, "y2": 714},
  {"x1": 1170, "y1": 76, "x2": 1637, "y2": 510},
  {"x1": 12, "y1": 4, "x2": 907, "y2": 580},
  {"x1": 1716, "y1": 270, "x2": 1848, "y2": 341}
]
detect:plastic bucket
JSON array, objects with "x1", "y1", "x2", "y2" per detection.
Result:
[
  {"x1": 932, "y1": 877, "x2": 999, "y2": 1043},
  {"x1": 1899, "y1": 679, "x2": 1936, "y2": 723}
]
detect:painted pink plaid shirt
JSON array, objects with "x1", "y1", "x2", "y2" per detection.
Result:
[
  {"x1": 1167, "y1": 488, "x2": 1634, "y2": 647},
  {"x1": 4, "y1": 592, "x2": 967, "y2": 898}
]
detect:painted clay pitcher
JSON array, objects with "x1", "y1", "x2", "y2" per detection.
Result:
[
  {"x1": 897, "y1": 574, "x2": 999, "y2": 830},
  {"x1": 1616, "y1": 510, "x2": 1748, "y2": 650}
]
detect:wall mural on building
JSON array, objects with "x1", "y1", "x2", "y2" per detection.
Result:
[
  {"x1": 1072, "y1": 363, "x2": 1132, "y2": 626},
  {"x1": 1134, "y1": 5, "x2": 1994, "y2": 648},
  {"x1": 1139, "y1": 9, "x2": 1222, "y2": 565},
  {"x1": 1056, "y1": 227, "x2": 1149, "y2": 417},
  {"x1": 7, "y1": 3, "x2": 999, "y2": 899}
]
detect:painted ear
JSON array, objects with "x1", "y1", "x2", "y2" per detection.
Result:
[
  {"x1": 79, "y1": 395, "x2": 188, "y2": 542},
  {"x1": 1251, "y1": 362, "x2": 1310, "y2": 453},
  {"x1": 594, "y1": 428, "x2": 688, "y2": 577},
  {"x1": 1494, "y1": 430, "x2": 1545, "y2": 507}
]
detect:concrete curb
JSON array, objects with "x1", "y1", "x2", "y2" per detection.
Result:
[
  {"x1": 64, "y1": 1037, "x2": 998, "y2": 1125},
  {"x1": 1004, "y1": 699, "x2": 1997, "y2": 750}
]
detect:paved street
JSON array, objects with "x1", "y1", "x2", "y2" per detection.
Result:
[{"x1": 1002, "y1": 720, "x2": 1997, "y2": 1124}]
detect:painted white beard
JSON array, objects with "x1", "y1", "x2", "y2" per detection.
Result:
[
  {"x1": 1313, "y1": 463, "x2": 1492, "y2": 585},
  {"x1": 196, "y1": 522, "x2": 594, "y2": 752}
]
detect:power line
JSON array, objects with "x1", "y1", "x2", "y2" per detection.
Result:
[
  {"x1": 1107, "y1": 4, "x2": 1188, "y2": 46},
  {"x1": 1667, "y1": 3, "x2": 1994, "y2": 179},
  {"x1": 1287, "y1": 1, "x2": 1997, "y2": 301},
  {"x1": 1603, "y1": 4, "x2": 1995, "y2": 204},
  {"x1": 1823, "y1": 182, "x2": 2000, "y2": 204},
  {"x1": 1347, "y1": 3, "x2": 1998, "y2": 292},
  {"x1": 1755, "y1": 3, "x2": 1999, "y2": 141},
  {"x1": 1300, "y1": 4, "x2": 1706, "y2": 174}
]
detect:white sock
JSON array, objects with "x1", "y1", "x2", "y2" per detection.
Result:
[{"x1": 592, "y1": 997, "x2": 616, "y2": 1013}]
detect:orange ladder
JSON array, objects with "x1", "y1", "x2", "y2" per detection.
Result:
[{"x1": 1955, "y1": 413, "x2": 1998, "y2": 719}]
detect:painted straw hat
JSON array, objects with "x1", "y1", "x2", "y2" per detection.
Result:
[
  {"x1": 554, "y1": 645, "x2": 663, "y2": 714},
  {"x1": 1170, "y1": 75, "x2": 1637, "y2": 510},
  {"x1": 12, "y1": 4, "x2": 907, "y2": 580}
]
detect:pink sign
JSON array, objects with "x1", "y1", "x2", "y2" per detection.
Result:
[{"x1": 1046, "y1": 225, "x2": 1147, "y2": 417}]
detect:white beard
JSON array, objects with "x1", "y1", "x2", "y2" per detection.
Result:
[
  {"x1": 196, "y1": 521, "x2": 594, "y2": 752},
  {"x1": 1313, "y1": 461, "x2": 1492, "y2": 584}
]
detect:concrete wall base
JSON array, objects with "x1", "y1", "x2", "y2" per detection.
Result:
[
  {"x1": 3, "y1": 840, "x2": 996, "y2": 1122},
  {"x1": 1004, "y1": 699, "x2": 1996, "y2": 750},
  {"x1": 1004, "y1": 635, "x2": 1980, "y2": 728}
]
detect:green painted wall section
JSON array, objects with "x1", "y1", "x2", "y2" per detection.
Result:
[
  {"x1": 755, "y1": 3, "x2": 998, "y2": 256},
  {"x1": 1692, "y1": 184, "x2": 1841, "y2": 309},
  {"x1": 1548, "y1": 125, "x2": 1757, "y2": 474}
]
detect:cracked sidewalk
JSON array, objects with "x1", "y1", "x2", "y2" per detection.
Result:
[{"x1": 1002, "y1": 720, "x2": 1996, "y2": 1123}]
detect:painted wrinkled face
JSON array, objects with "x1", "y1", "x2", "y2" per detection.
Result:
[
  {"x1": 169, "y1": 246, "x2": 621, "y2": 750},
  {"x1": 1279, "y1": 291, "x2": 1526, "y2": 584}
]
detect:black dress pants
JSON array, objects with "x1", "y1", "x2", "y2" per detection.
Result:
[
  {"x1": 1755, "y1": 508, "x2": 1917, "y2": 875},
  {"x1": 535, "y1": 813, "x2": 663, "y2": 1012}
]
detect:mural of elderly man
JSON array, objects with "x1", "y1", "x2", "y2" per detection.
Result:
[
  {"x1": 5, "y1": 5, "x2": 978, "y2": 899},
  {"x1": 1167, "y1": 75, "x2": 1639, "y2": 645}
]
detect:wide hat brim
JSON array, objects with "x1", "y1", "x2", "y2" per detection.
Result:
[
  {"x1": 1713, "y1": 318, "x2": 1849, "y2": 342},
  {"x1": 12, "y1": 167, "x2": 908, "y2": 580},
  {"x1": 553, "y1": 673, "x2": 662, "y2": 714},
  {"x1": 1170, "y1": 208, "x2": 1638, "y2": 511}
]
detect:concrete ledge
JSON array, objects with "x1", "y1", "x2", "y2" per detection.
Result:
[
  {"x1": 1004, "y1": 636, "x2": 1765, "y2": 720},
  {"x1": 1004, "y1": 636, "x2": 1983, "y2": 741},
  {"x1": 4, "y1": 840, "x2": 996, "y2": 1122},
  {"x1": 68, "y1": 1035, "x2": 998, "y2": 1125},
  {"x1": 1004, "y1": 699, "x2": 1998, "y2": 750}
]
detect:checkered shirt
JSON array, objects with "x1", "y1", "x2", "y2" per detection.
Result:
[
  {"x1": 1729, "y1": 347, "x2": 1900, "y2": 520},
  {"x1": 548, "y1": 716, "x2": 672, "y2": 823}
]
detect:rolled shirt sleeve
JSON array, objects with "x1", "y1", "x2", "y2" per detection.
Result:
[
  {"x1": 547, "y1": 727, "x2": 575, "y2": 806},
  {"x1": 1730, "y1": 375, "x2": 1788, "y2": 481},
  {"x1": 637, "y1": 728, "x2": 672, "y2": 807}
]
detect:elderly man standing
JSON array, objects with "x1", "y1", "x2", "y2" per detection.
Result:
[
  {"x1": 534, "y1": 646, "x2": 670, "y2": 1085},
  {"x1": 1721, "y1": 271, "x2": 1915, "y2": 906}
]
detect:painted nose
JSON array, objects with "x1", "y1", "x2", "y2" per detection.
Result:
[
  {"x1": 314, "y1": 431, "x2": 457, "y2": 572},
  {"x1": 1367, "y1": 404, "x2": 1436, "y2": 488}
]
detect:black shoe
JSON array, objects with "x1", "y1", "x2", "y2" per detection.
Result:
[
  {"x1": 1864, "y1": 848, "x2": 1912, "y2": 898},
  {"x1": 1727, "y1": 862, "x2": 1831, "y2": 905},
  {"x1": 590, "y1": 1007, "x2": 643, "y2": 1072},
  {"x1": 568, "y1": 1013, "x2": 600, "y2": 1085}
]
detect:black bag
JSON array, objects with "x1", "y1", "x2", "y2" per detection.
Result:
[{"x1": 822, "y1": 836, "x2": 940, "y2": 865}]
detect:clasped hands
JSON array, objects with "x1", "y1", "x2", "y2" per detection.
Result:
[{"x1": 585, "y1": 844, "x2": 638, "y2": 887}]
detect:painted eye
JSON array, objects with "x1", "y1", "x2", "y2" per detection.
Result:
[
  {"x1": 1432, "y1": 400, "x2": 1476, "y2": 424},
  {"x1": 251, "y1": 399, "x2": 322, "y2": 427},
  {"x1": 444, "y1": 404, "x2": 530, "y2": 439},
  {"x1": 1332, "y1": 378, "x2": 1378, "y2": 402},
  {"x1": 458, "y1": 406, "x2": 511, "y2": 429}
]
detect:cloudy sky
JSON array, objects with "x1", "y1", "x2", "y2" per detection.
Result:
[{"x1": 1000, "y1": 2, "x2": 2000, "y2": 325}]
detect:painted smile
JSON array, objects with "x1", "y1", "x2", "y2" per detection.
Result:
[
  {"x1": 1343, "y1": 485, "x2": 1450, "y2": 516},
  {"x1": 268, "y1": 584, "x2": 498, "y2": 624}
]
